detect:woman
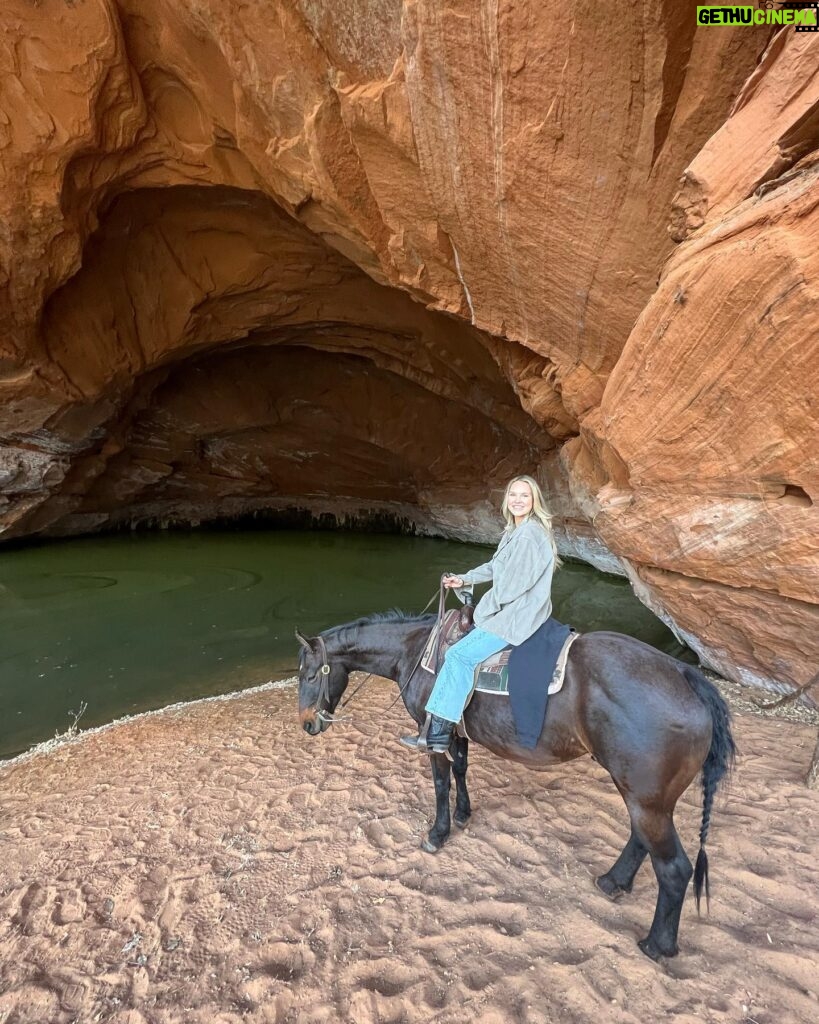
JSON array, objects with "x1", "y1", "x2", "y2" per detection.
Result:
[{"x1": 401, "y1": 475, "x2": 560, "y2": 753}]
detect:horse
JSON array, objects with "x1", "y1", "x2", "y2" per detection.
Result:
[{"x1": 295, "y1": 611, "x2": 735, "y2": 961}]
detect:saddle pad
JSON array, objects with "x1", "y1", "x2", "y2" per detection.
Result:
[{"x1": 475, "y1": 631, "x2": 580, "y2": 696}]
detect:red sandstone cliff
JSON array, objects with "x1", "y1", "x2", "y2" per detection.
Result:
[{"x1": 0, "y1": 1, "x2": 816, "y2": 692}]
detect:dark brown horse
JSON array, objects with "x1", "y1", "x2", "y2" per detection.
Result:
[{"x1": 296, "y1": 611, "x2": 735, "y2": 961}]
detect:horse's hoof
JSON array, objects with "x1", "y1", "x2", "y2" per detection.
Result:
[
  {"x1": 595, "y1": 875, "x2": 628, "y2": 901},
  {"x1": 454, "y1": 814, "x2": 471, "y2": 830},
  {"x1": 421, "y1": 837, "x2": 443, "y2": 854},
  {"x1": 637, "y1": 937, "x2": 678, "y2": 962}
]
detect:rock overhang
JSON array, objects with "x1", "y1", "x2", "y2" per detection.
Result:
[{"x1": 1, "y1": 0, "x2": 816, "y2": 693}]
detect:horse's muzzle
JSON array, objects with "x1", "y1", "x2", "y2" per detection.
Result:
[{"x1": 300, "y1": 707, "x2": 330, "y2": 735}]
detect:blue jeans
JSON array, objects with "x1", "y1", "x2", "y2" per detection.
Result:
[{"x1": 425, "y1": 627, "x2": 508, "y2": 723}]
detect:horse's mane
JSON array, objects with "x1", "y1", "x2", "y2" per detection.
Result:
[{"x1": 324, "y1": 609, "x2": 435, "y2": 636}]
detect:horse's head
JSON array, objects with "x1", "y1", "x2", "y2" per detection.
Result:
[{"x1": 295, "y1": 628, "x2": 350, "y2": 735}]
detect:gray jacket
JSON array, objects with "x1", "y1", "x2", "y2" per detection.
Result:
[{"x1": 457, "y1": 519, "x2": 555, "y2": 646}]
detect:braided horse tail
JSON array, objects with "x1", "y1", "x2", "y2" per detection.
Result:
[{"x1": 682, "y1": 667, "x2": 737, "y2": 913}]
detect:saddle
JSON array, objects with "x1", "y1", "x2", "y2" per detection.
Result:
[
  {"x1": 421, "y1": 607, "x2": 474, "y2": 674},
  {"x1": 421, "y1": 605, "x2": 579, "y2": 698}
]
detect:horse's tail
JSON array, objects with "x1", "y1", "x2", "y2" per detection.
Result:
[{"x1": 681, "y1": 666, "x2": 736, "y2": 915}]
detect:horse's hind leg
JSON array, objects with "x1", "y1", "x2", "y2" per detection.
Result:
[
  {"x1": 596, "y1": 826, "x2": 647, "y2": 900},
  {"x1": 632, "y1": 806, "x2": 693, "y2": 960},
  {"x1": 452, "y1": 736, "x2": 471, "y2": 829},
  {"x1": 422, "y1": 753, "x2": 452, "y2": 854}
]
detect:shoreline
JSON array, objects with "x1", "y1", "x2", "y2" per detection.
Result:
[
  {"x1": 3, "y1": 665, "x2": 815, "y2": 776},
  {"x1": 0, "y1": 675, "x2": 299, "y2": 774}
]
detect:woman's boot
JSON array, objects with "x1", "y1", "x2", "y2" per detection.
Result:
[{"x1": 400, "y1": 714, "x2": 455, "y2": 754}]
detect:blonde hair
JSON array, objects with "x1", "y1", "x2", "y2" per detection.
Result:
[{"x1": 501, "y1": 475, "x2": 562, "y2": 567}]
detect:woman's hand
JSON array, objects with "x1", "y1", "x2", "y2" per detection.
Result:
[{"x1": 442, "y1": 574, "x2": 464, "y2": 589}]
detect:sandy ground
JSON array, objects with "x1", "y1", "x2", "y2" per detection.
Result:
[{"x1": 0, "y1": 678, "x2": 817, "y2": 1024}]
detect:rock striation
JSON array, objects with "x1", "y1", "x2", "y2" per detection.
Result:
[
  {"x1": 0, "y1": 1, "x2": 816, "y2": 692},
  {"x1": 570, "y1": 31, "x2": 819, "y2": 690}
]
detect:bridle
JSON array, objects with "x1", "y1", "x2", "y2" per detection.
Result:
[
  {"x1": 313, "y1": 634, "x2": 332, "y2": 714},
  {"x1": 314, "y1": 634, "x2": 363, "y2": 725}
]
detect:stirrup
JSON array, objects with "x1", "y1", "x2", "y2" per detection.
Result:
[
  {"x1": 399, "y1": 714, "x2": 454, "y2": 755},
  {"x1": 400, "y1": 713, "x2": 432, "y2": 752}
]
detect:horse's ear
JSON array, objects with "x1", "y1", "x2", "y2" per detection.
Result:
[{"x1": 294, "y1": 628, "x2": 313, "y2": 650}]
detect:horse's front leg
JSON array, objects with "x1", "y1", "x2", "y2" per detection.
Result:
[
  {"x1": 422, "y1": 753, "x2": 452, "y2": 853},
  {"x1": 452, "y1": 736, "x2": 471, "y2": 829}
]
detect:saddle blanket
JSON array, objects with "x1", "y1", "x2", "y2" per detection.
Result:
[{"x1": 475, "y1": 630, "x2": 579, "y2": 696}]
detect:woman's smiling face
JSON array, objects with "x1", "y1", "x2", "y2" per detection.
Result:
[{"x1": 506, "y1": 480, "x2": 534, "y2": 521}]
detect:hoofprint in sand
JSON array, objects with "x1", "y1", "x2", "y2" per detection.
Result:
[{"x1": 0, "y1": 678, "x2": 817, "y2": 1024}]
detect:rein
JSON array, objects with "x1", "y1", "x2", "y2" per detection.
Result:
[{"x1": 310, "y1": 583, "x2": 447, "y2": 724}]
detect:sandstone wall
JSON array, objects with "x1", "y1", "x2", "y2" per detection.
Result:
[{"x1": 1, "y1": 1, "x2": 815, "y2": 691}]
